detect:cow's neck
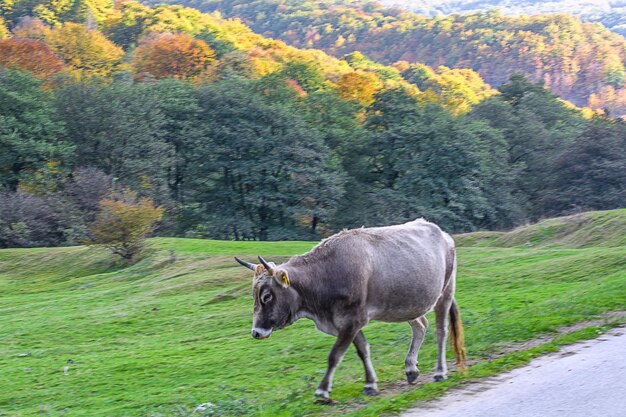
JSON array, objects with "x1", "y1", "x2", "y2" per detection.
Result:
[{"x1": 285, "y1": 262, "x2": 332, "y2": 323}]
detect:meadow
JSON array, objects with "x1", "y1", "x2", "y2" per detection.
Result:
[{"x1": 1, "y1": 210, "x2": 625, "y2": 416}]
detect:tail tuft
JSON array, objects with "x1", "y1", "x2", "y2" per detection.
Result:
[{"x1": 449, "y1": 299, "x2": 468, "y2": 371}]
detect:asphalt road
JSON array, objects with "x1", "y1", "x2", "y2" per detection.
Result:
[{"x1": 403, "y1": 327, "x2": 626, "y2": 417}]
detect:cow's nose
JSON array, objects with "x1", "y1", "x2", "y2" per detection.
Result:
[{"x1": 252, "y1": 329, "x2": 260, "y2": 339}]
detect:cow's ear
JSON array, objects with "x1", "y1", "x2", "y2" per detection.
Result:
[{"x1": 275, "y1": 270, "x2": 290, "y2": 288}]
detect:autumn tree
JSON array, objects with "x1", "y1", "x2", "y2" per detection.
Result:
[
  {"x1": 89, "y1": 191, "x2": 163, "y2": 260},
  {"x1": 133, "y1": 33, "x2": 216, "y2": 79},
  {"x1": 102, "y1": 0, "x2": 153, "y2": 49},
  {"x1": 12, "y1": 17, "x2": 51, "y2": 40},
  {"x1": 0, "y1": 38, "x2": 65, "y2": 78},
  {"x1": 47, "y1": 22, "x2": 124, "y2": 77},
  {"x1": 335, "y1": 71, "x2": 381, "y2": 106}
]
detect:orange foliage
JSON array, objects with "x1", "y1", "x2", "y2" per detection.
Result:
[
  {"x1": 12, "y1": 17, "x2": 52, "y2": 41},
  {"x1": 284, "y1": 78, "x2": 307, "y2": 97},
  {"x1": 133, "y1": 33, "x2": 216, "y2": 79},
  {"x1": 0, "y1": 38, "x2": 65, "y2": 79},
  {"x1": 335, "y1": 71, "x2": 382, "y2": 105}
]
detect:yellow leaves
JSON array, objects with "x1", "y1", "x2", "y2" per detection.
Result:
[
  {"x1": 89, "y1": 190, "x2": 164, "y2": 260},
  {"x1": 335, "y1": 71, "x2": 382, "y2": 106},
  {"x1": 0, "y1": 16, "x2": 9, "y2": 39},
  {"x1": 46, "y1": 22, "x2": 124, "y2": 78},
  {"x1": 32, "y1": 0, "x2": 74, "y2": 26}
]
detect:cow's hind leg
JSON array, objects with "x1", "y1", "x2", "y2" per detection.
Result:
[
  {"x1": 315, "y1": 324, "x2": 362, "y2": 402},
  {"x1": 353, "y1": 330, "x2": 378, "y2": 395},
  {"x1": 405, "y1": 316, "x2": 428, "y2": 384},
  {"x1": 433, "y1": 294, "x2": 453, "y2": 381}
]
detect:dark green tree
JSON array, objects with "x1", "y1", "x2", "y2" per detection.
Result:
[
  {"x1": 54, "y1": 78, "x2": 174, "y2": 200},
  {"x1": 469, "y1": 75, "x2": 586, "y2": 219},
  {"x1": 346, "y1": 88, "x2": 518, "y2": 231},
  {"x1": 148, "y1": 79, "x2": 203, "y2": 204},
  {"x1": 188, "y1": 78, "x2": 345, "y2": 240},
  {"x1": 541, "y1": 119, "x2": 626, "y2": 214},
  {"x1": 0, "y1": 69, "x2": 71, "y2": 191}
]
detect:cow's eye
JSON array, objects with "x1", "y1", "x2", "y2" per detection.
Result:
[{"x1": 261, "y1": 292, "x2": 272, "y2": 304}]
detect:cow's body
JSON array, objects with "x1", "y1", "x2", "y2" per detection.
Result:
[
  {"x1": 283, "y1": 220, "x2": 453, "y2": 335},
  {"x1": 236, "y1": 219, "x2": 467, "y2": 401}
]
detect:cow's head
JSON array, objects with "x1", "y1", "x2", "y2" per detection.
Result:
[{"x1": 235, "y1": 256, "x2": 299, "y2": 339}]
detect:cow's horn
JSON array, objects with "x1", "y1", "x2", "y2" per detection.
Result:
[
  {"x1": 258, "y1": 256, "x2": 274, "y2": 274},
  {"x1": 234, "y1": 257, "x2": 256, "y2": 271}
]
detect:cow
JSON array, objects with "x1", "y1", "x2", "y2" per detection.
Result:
[{"x1": 234, "y1": 218, "x2": 467, "y2": 402}]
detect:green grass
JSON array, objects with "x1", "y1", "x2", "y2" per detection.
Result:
[
  {"x1": 1, "y1": 219, "x2": 625, "y2": 416},
  {"x1": 455, "y1": 208, "x2": 626, "y2": 248}
]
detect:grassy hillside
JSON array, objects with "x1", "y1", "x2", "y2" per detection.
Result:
[
  {"x1": 455, "y1": 209, "x2": 626, "y2": 248},
  {"x1": 1, "y1": 216, "x2": 625, "y2": 416}
]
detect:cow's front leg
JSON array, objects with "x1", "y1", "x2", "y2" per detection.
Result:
[{"x1": 315, "y1": 324, "x2": 361, "y2": 402}]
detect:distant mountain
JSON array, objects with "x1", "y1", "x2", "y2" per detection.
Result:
[
  {"x1": 148, "y1": 0, "x2": 626, "y2": 114},
  {"x1": 379, "y1": 0, "x2": 626, "y2": 36}
]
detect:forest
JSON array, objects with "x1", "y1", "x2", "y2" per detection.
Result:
[
  {"x1": 163, "y1": 0, "x2": 626, "y2": 115},
  {"x1": 381, "y1": 0, "x2": 626, "y2": 38},
  {"x1": 1, "y1": 0, "x2": 625, "y2": 247}
]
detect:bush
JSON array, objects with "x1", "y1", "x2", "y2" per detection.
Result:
[
  {"x1": 0, "y1": 190, "x2": 78, "y2": 248},
  {"x1": 89, "y1": 191, "x2": 164, "y2": 260}
]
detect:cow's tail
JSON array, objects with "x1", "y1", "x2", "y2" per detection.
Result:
[{"x1": 449, "y1": 299, "x2": 468, "y2": 371}]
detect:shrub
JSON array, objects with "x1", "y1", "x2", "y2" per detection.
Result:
[{"x1": 89, "y1": 191, "x2": 163, "y2": 260}]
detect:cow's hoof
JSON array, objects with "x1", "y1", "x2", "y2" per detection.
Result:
[
  {"x1": 406, "y1": 370, "x2": 420, "y2": 384},
  {"x1": 363, "y1": 385, "x2": 379, "y2": 396},
  {"x1": 433, "y1": 374, "x2": 446, "y2": 382},
  {"x1": 314, "y1": 397, "x2": 338, "y2": 405}
]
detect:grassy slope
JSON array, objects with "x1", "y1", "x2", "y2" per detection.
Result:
[
  {"x1": 0, "y1": 215, "x2": 625, "y2": 416},
  {"x1": 454, "y1": 209, "x2": 626, "y2": 248}
]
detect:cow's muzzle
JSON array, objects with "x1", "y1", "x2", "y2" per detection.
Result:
[{"x1": 251, "y1": 328, "x2": 272, "y2": 339}]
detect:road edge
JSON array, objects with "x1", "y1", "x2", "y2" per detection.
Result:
[{"x1": 338, "y1": 319, "x2": 625, "y2": 417}]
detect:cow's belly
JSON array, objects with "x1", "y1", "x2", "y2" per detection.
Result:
[
  {"x1": 367, "y1": 299, "x2": 438, "y2": 322},
  {"x1": 366, "y1": 273, "x2": 445, "y2": 322}
]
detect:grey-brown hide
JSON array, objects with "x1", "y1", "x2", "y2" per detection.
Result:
[{"x1": 235, "y1": 218, "x2": 466, "y2": 401}]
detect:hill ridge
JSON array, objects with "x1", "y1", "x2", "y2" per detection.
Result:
[{"x1": 455, "y1": 209, "x2": 626, "y2": 248}]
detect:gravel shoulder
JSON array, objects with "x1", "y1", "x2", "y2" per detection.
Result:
[{"x1": 402, "y1": 326, "x2": 626, "y2": 417}]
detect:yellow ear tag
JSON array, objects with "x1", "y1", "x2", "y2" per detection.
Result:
[{"x1": 281, "y1": 272, "x2": 290, "y2": 287}]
